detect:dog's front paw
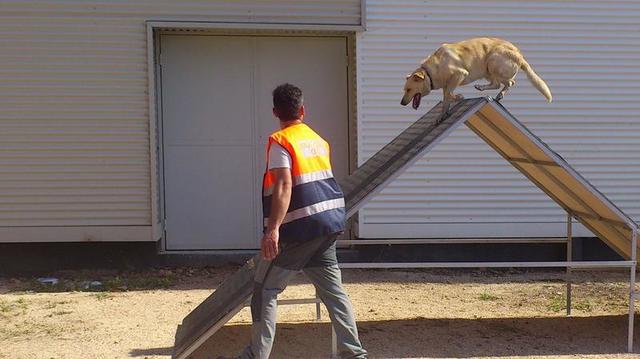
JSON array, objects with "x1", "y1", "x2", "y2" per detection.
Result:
[
  {"x1": 453, "y1": 94, "x2": 464, "y2": 101},
  {"x1": 437, "y1": 111, "x2": 450, "y2": 123}
]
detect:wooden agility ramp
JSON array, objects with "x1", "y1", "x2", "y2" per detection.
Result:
[{"x1": 172, "y1": 97, "x2": 638, "y2": 359}]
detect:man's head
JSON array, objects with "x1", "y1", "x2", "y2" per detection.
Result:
[{"x1": 272, "y1": 83, "x2": 304, "y2": 122}]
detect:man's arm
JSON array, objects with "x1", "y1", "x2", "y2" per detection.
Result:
[{"x1": 262, "y1": 167, "x2": 292, "y2": 260}]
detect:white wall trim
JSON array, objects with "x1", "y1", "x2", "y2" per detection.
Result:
[
  {"x1": 0, "y1": 226, "x2": 153, "y2": 243},
  {"x1": 147, "y1": 21, "x2": 364, "y2": 33},
  {"x1": 360, "y1": 0, "x2": 367, "y2": 30},
  {"x1": 146, "y1": 23, "x2": 162, "y2": 244}
]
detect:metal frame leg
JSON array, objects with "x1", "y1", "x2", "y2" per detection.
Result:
[
  {"x1": 315, "y1": 289, "x2": 322, "y2": 321},
  {"x1": 628, "y1": 228, "x2": 637, "y2": 352},
  {"x1": 566, "y1": 212, "x2": 573, "y2": 316},
  {"x1": 331, "y1": 325, "x2": 338, "y2": 358}
]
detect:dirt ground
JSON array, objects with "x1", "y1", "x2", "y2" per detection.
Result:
[{"x1": 1, "y1": 266, "x2": 639, "y2": 359}]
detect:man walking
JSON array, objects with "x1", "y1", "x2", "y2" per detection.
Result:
[{"x1": 228, "y1": 83, "x2": 367, "y2": 359}]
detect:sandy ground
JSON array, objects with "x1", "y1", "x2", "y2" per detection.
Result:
[{"x1": 1, "y1": 267, "x2": 639, "y2": 359}]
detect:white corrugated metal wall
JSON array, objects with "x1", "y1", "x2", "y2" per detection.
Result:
[
  {"x1": 357, "y1": 0, "x2": 640, "y2": 238},
  {"x1": 0, "y1": 0, "x2": 361, "y2": 242}
]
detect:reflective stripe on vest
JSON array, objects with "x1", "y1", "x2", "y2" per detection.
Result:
[
  {"x1": 263, "y1": 168, "x2": 335, "y2": 196},
  {"x1": 262, "y1": 123, "x2": 345, "y2": 241},
  {"x1": 263, "y1": 198, "x2": 345, "y2": 227}
]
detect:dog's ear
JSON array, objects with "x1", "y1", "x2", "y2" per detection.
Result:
[{"x1": 411, "y1": 71, "x2": 425, "y2": 81}]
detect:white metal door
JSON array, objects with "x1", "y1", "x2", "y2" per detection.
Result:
[
  {"x1": 161, "y1": 35, "x2": 348, "y2": 250},
  {"x1": 254, "y1": 36, "x2": 350, "y2": 184}
]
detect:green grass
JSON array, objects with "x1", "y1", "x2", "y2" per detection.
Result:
[
  {"x1": 91, "y1": 292, "x2": 112, "y2": 301},
  {"x1": 103, "y1": 275, "x2": 175, "y2": 291},
  {"x1": 547, "y1": 293, "x2": 566, "y2": 312},
  {"x1": 0, "y1": 300, "x2": 14, "y2": 314},
  {"x1": 0, "y1": 298, "x2": 28, "y2": 316},
  {"x1": 0, "y1": 320, "x2": 64, "y2": 340},
  {"x1": 573, "y1": 300, "x2": 593, "y2": 312},
  {"x1": 478, "y1": 292, "x2": 500, "y2": 301},
  {"x1": 43, "y1": 300, "x2": 73, "y2": 310},
  {"x1": 546, "y1": 290, "x2": 594, "y2": 313}
]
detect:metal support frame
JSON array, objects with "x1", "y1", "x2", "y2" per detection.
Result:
[
  {"x1": 338, "y1": 237, "x2": 568, "y2": 245},
  {"x1": 236, "y1": 211, "x2": 638, "y2": 351},
  {"x1": 628, "y1": 226, "x2": 637, "y2": 352},
  {"x1": 333, "y1": 258, "x2": 638, "y2": 355},
  {"x1": 338, "y1": 261, "x2": 634, "y2": 269},
  {"x1": 309, "y1": 231, "x2": 638, "y2": 355}
]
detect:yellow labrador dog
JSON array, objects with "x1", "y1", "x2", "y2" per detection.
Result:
[{"x1": 401, "y1": 37, "x2": 552, "y2": 121}]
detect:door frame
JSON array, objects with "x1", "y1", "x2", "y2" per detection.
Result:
[{"x1": 147, "y1": 22, "x2": 359, "y2": 253}]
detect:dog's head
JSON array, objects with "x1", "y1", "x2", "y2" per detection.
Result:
[{"x1": 400, "y1": 68, "x2": 431, "y2": 110}]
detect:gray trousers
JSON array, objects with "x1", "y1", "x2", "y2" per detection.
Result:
[{"x1": 239, "y1": 235, "x2": 367, "y2": 359}]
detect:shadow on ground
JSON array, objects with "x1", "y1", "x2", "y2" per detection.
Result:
[{"x1": 133, "y1": 314, "x2": 639, "y2": 358}]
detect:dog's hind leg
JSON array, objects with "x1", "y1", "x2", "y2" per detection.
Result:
[
  {"x1": 486, "y1": 51, "x2": 518, "y2": 101},
  {"x1": 495, "y1": 79, "x2": 515, "y2": 101},
  {"x1": 474, "y1": 82, "x2": 501, "y2": 92}
]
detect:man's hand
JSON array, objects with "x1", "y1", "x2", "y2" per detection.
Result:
[
  {"x1": 262, "y1": 167, "x2": 291, "y2": 261},
  {"x1": 261, "y1": 228, "x2": 279, "y2": 260}
]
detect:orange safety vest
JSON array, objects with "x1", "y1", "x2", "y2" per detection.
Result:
[{"x1": 262, "y1": 123, "x2": 345, "y2": 242}]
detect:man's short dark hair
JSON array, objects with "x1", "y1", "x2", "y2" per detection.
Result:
[{"x1": 272, "y1": 83, "x2": 303, "y2": 121}]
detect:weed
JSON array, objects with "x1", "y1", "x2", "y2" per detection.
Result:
[
  {"x1": 574, "y1": 300, "x2": 593, "y2": 312},
  {"x1": 43, "y1": 300, "x2": 73, "y2": 310},
  {"x1": 479, "y1": 293, "x2": 500, "y2": 301},
  {"x1": 547, "y1": 293, "x2": 566, "y2": 312},
  {"x1": 1, "y1": 321, "x2": 64, "y2": 340},
  {"x1": 104, "y1": 275, "x2": 175, "y2": 291},
  {"x1": 0, "y1": 300, "x2": 14, "y2": 314},
  {"x1": 0, "y1": 298, "x2": 28, "y2": 316},
  {"x1": 92, "y1": 292, "x2": 112, "y2": 301},
  {"x1": 55, "y1": 310, "x2": 72, "y2": 315}
]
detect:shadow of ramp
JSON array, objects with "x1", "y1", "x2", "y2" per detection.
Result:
[{"x1": 189, "y1": 314, "x2": 639, "y2": 358}]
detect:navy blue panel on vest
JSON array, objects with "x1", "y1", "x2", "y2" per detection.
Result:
[
  {"x1": 278, "y1": 207, "x2": 345, "y2": 243},
  {"x1": 263, "y1": 178, "x2": 344, "y2": 216}
]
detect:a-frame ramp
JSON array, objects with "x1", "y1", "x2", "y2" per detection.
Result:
[{"x1": 172, "y1": 97, "x2": 638, "y2": 359}]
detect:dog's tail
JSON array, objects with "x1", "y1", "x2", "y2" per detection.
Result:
[{"x1": 517, "y1": 56, "x2": 552, "y2": 102}]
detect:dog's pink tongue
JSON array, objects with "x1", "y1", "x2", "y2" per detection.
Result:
[{"x1": 412, "y1": 93, "x2": 421, "y2": 109}]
